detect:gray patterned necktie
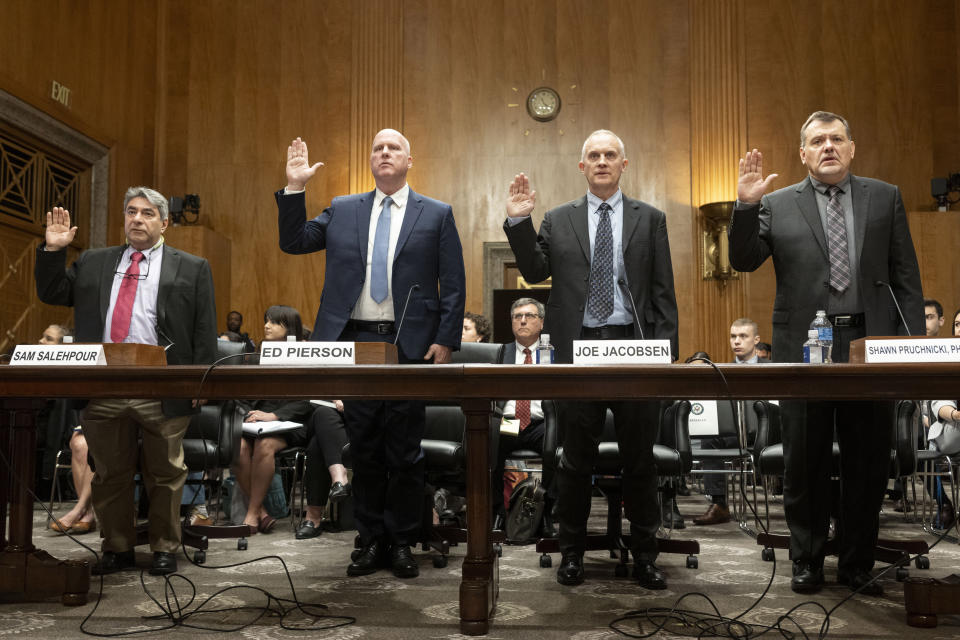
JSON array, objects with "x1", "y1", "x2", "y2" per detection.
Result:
[
  {"x1": 825, "y1": 186, "x2": 851, "y2": 293},
  {"x1": 587, "y1": 203, "x2": 614, "y2": 321},
  {"x1": 371, "y1": 196, "x2": 393, "y2": 303}
]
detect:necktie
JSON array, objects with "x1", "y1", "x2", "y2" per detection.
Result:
[
  {"x1": 371, "y1": 196, "x2": 393, "y2": 303},
  {"x1": 825, "y1": 186, "x2": 851, "y2": 293},
  {"x1": 515, "y1": 348, "x2": 533, "y2": 431},
  {"x1": 587, "y1": 202, "x2": 614, "y2": 321},
  {"x1": 110, "y1": 251, "x2": 145, "y2": 343}
]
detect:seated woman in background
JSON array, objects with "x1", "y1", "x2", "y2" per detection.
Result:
[
  {"x1": 231, "y1": 305, "x2": 314, "y2": 534},
  {"x1": 294, "y1": 401, "x2": 351, "y2": 539},
  {"x1": 462, "y1": 311, "x2": 491, "y2": 343},
  {"x1": 925, "y1": 307, "x2": 960, "y2": 531}
]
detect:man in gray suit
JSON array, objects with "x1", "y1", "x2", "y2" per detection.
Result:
[
  {"x1": 729, "y1": 111, "x2": 922, "y2": 595},
  {"x1": 504, "y1": 130, "x2": 679, "y2": 589}
]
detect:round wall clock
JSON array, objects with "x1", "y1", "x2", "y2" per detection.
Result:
[{"x1": 526, "y1": 86, "x2": 561, "y2": 122}]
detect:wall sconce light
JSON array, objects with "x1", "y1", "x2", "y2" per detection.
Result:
[{"x1": 699, "y1": 201, "x2": 738, "y2": 282}]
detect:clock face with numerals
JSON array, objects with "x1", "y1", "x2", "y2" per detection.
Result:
[{"x1": 526, "y1": 87, "x2": 561, "y2": 122}]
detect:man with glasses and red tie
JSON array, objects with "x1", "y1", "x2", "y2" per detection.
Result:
[
  {"x1": 730, "y1": 111, "x2": 922, "y2": 596},
  {"x1": 35, "y1": 186, "x2": 217, "y2": 577},
  {"x1": 491, "y1": 297, "x2": 555, "y2": 536}
]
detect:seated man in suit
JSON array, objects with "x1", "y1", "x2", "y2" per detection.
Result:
[
  {"x1": 492, "y1": 297, "x2": 555, "y2": 536},
  {"x1": 35, "y1": 186, "x2": 217, "y2": 576},
  {"x1": 692, "y1": 318, "x2": 767, "y2": 525}
]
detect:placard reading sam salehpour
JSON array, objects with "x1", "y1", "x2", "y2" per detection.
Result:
[
  {"x1": 572, "y1": 340, "x2": 672, "y2": 365},
  {"x1": 10, "y1": 344, "x2": 107, "y2": 366},
  {"x1": 258, "y1": 341, "x2": 356, "y2": 365}
]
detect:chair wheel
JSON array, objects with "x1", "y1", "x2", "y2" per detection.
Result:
[
  {"x1": 432, "y1": 555, "x2": 448, "y2": 568},
  {"x1": 614, "y1": 564, "x2": 628, "y2": 577},
  {"x1": 193, "y1": 550, "x2": 206, "y2": 564},
  {"x1": 539, "y1": 554, "x2": 552, "y2": 568},
  {"x1": 493, "y1": 543, "x2": 502, "y2": 557},
  {"x1": 915, "y1": 556, "x2": 930, "y2": 570},
  {"x1": 761, "y1": 547, "x2": 775, "y2": 562},
  {"x1": 237, "y1": 538, "x2": 248, "y2": 551},
  {"x1": 896, "y1": 566, "x2": 909, "y2": 581},
  {"x1": 686, "y1": 555, "x2": 698, "y2": 569}
]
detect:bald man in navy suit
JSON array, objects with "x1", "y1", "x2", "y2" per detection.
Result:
[{"x1": 276, "y1": 129, "x2": 465, "y2": 578}]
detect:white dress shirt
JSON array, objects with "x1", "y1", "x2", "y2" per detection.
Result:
[
  {"x1": 102, "y1": 241, "x2": 164, "y2": 346},
  {"x1": 351, "y1": 185, "x2": 409, "y2": 322}
]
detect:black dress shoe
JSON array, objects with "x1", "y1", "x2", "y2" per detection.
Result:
[
  {"x1": 790, "y1": 561, "x2": 824, "y2": 593},
  {"x1": 149, "y1": 551, "x2": 178, "y2": 576},
  {"x1": 91, "y1": 550, "x2": 136, "y2": 575},
  {"x1": 328, "y1": 481, "x2": 352, "y2": 503},
  {"x1": 837, "y1": 568, "x2": 883, "y2": 596},
  {"x1": 661, "y1": 499, "x2": 686, "y2": 530},
  {"x1": 633, "y1": 561, "x2": 667, "y2": 590},
  {"x1": 556, "y1": 551, "x2": 584, "y2": 586},
  {"x1": 347, "y1": 540, "x2": 386, "y2": 576},
  {"x1": 295, "y1": 520, "x2": 323, "y2": 540},
  {"x1": 391, "y1": 544, "x2": 419, "y2": 578}
]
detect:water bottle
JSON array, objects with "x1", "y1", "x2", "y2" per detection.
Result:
[
  {"x1": 810, "y1": 310, "x2": 833, "y2": 363},
  {"x1": 802, "y1": 329, "x2": 823, "y2": 363},
  {"x1": 536, "y1": 333, "x2": 555, "y2": 365}
]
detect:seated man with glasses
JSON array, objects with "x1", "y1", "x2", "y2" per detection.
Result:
[
  {"x1": 492, "y1": 297, "x2": 556, "y2": 536},
  {"x1": 35, "y1": 186, "x2": 217, "y2": 577}
]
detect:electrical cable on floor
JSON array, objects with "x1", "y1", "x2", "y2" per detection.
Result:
[{"x1": 608, "y1": 358, "x2": 952, "y2": 639}]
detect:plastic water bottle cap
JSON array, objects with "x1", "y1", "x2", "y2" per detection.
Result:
[
  {"x1": 286, "y1": 335, "x2": 296, "y2": 342},
  {"x1": 63, "y1": 335, "x2": 74, "y2": 344}
]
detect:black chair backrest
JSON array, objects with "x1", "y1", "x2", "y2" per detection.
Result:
[
  {"x1": 452, "y1": 341, "x2": 502, "y2": 364},
  {"x1": 892, "y1": 400, "x2": 918, "y2": 478},
  {"x1": 216, "y1": 338, "x2": 248, "y2": 361},
  {"x1": 184, "y1": 400, "x2": 243, "y2": 468},
  {"x1": 752, "y1": 400, "x2": 781, "y2": 457}
]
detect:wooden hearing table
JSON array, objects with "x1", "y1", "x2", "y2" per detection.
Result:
[{"x1": 3, "y1": 362, "x2": 960, "y2": 633}]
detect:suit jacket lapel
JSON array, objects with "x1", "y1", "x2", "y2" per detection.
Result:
[
  {"x1": 569, "y1": 196, "x2": 590, "y2": 261},
  {"x1": 157, "y1": 244, "x2": 180, "y2": 329},
  {"x1": 356, "y1": 190, "x2": 376, "y2": 267},
  {"x1": 99, "y1": 246, "x2": 126, "y2": 322},
  {"x1": 794, "y1": 177, "x2": 828, "y2": 259},
  {"x1": 395, "y1": 190, "x2": 424, "y2": 258},
  {"x1": 849, "y1": 174, "x2": 870, "y2": 266},
  {"x1": 621, "y1": 197, "x2": 642, "y2": 254}
]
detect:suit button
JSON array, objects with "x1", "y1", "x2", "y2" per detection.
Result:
[{"x1": 578, "y1": 305, "x2": 584, "y2": 311}]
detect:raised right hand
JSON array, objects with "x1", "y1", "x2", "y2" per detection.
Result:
[
  {"x1": 506, "y1": 173, "x2": 537, "y2": 218},
  {"x1": 285, "y1": 137, "x2": 325, "y2": 191},
  {"x1": 44, "y1": 207, "x2": 77, "y2": 251},
  {"x1": 737, "y1": 149, "x2": 778, "y2": 205}
]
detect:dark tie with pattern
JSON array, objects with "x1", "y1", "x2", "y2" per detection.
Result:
[
  {"x1": 110, "y1": 251, "x2": 144, "y2": 343},
  {"x1": 825, "y1": 186, "x2": 851, "y2": 293},
  {"x1": 515, "y1": 348, "x2": 533, "y2": 431},
  {"x1": 371, "y1": 196, "x2": 393, "y2": 303},
  {"x1": 587, "y1": 202, "x2": 614, "y2": 321}
]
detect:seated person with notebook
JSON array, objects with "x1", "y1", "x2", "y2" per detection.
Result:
[{"x1": 231, "y1": 305, "x2": 314, "y2": 534}]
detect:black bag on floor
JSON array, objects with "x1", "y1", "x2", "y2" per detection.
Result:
[{"x1": 505, "y1": 476, "x2": 545, "y2": 544}]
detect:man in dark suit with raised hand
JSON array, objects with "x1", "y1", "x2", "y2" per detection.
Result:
[
  {"x1": 35, "y1": 186, "x2": 217, "y2": 576},
  {"x1": 276, "y1": 129, "x2": 465, "y2": 578},
  {"x1": 729, "y1": 111, "x2": 923, "y2": 595},
  {"x1": 504, "y1": 129, "x2": 679, "y2": 589}
]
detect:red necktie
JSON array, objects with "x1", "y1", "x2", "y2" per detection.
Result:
[
  {"x1": 516, "y1": 348, "x2": 532, "y2": 431},
  {"x1": 110, "y1": 251, "x2": 145, "y2": 343}
]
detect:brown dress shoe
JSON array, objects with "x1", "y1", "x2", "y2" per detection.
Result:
[{"x1": 692, "y1": 503, "x2": 730, "y2": 526}]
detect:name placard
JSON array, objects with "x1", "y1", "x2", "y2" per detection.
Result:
[
  {"x1": 10, "y1": 344, "x2": 106, "y2": 366},
  {"x1": 863, "y1": 338, "x2": 960, "y2": 363},
  {"x1": 688, "y1": 400, "x2": 719, "y2": 436},
  {"x1": 258, "y1": 341, "x2": 356, "y2": 365},
  {"x1": 572, "y1": 339, "x2": 672, "y2": 364}
]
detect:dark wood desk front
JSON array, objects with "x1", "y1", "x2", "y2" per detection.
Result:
[{"x1": 3, "y1": 363, "x2": 960, "y2": 634}]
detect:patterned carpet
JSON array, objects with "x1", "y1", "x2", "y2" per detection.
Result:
[{"x1": 4, "y1": 490, "x2": 960, "y2": 640}]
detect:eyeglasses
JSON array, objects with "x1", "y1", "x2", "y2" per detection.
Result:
[
  {"x1": 512, "y1": 312, "x2": 542, "y2": 321},
  {"x1": 114, "y1": 249, "x2": 155, "y2": 280}
]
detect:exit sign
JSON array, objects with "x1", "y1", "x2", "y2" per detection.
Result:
[{"x1": 51, "y1": 80, "x2": 71, "y2": 108}]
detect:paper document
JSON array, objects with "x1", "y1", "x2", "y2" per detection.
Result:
[
  {"x1": 499, "y1": 417, "x2": 519, "y2": 436},
  {"x1": 241, "y1": 421, "x2": 303, "y2": 437}
]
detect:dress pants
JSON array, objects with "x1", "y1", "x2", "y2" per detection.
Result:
[
  {"x1": 492, "y1": 418, "x2": 546, "y2": 518},
  {"x1": 781, "y1": 323, "x2": 894, "y2": 572},
  {"x1": 555, "y1": 399, "x2": 660, "y2": 562},
  {"x1": 81, "y1": 399, "x2": 190, "y2": 553},
  {"x1": 340, "y1": 327, "x2": 425, "y2": 547}
]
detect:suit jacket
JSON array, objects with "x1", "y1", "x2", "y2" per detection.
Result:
[
  {"x1": 276, "y1": 188, "x2": 466, "y2": 360},
  {"x1": 503, "y1": 195, "x2": 679, "y2": 363},
  {"x1": 728, "y1": 174, "x2": 923, "y2": 363},
  {"x1": 35, "y1": 243, "x2": 218, "y2": 416}
]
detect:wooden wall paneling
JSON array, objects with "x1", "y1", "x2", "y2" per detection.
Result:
[
  {"x1": 687, "y1": 0, "x2": 749, "y2": 361},
  {"x1": 163, "y1": 225, "x2": 231, "y2": 329},
  {"x1": 908, "y1": 210, "x2": 960, "y2": 324}
]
